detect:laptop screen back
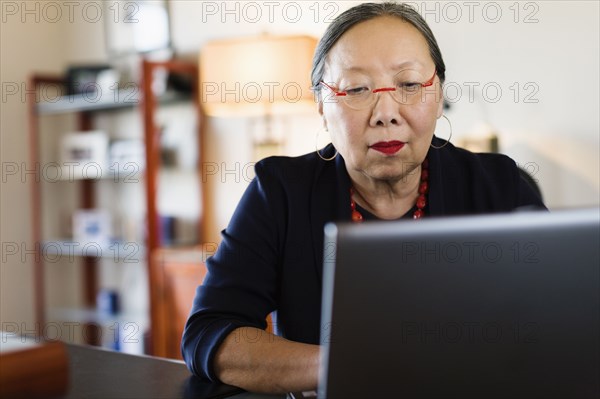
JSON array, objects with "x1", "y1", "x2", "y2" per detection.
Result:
[{"x1": 319, "y1": 208, "x2": 599, "y2": 399}]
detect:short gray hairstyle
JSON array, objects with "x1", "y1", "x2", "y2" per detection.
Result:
[{"x1": 311, "y1": 2, "x2": 446, "y2": 92}]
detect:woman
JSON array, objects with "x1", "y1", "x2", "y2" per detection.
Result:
[{"x1": 182, "y1": 2, "x2": 546, "y2": 394}]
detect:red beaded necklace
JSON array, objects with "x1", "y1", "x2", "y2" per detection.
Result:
[{"x1": 350, "y1": 158, "x2": 429, "y2": 222}]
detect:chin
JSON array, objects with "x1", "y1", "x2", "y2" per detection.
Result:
[
  {"x1": 368, "y1": 159, "x2": 420, "y2": 180},
  {"x1": 367, "y1": 167, "x2": 415, "y2": 183}
]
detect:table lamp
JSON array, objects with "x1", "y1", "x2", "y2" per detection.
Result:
[{"x1": 199, "y1": 34, "x2": 317, "y2": 159}]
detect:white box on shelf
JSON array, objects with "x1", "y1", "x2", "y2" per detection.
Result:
[
  {"x1": 60, "y1": 130, "x2": 109, "y2": 179},
  {"x1": 72, "y1": 209, "x2": 111, "y2": 248},
  {"x1": 109, "y1": 139, "x2": 146, "y2": 174}
]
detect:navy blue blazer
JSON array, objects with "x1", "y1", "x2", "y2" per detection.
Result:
[{"x1": 181, "y1": 139, "x2": 546, "y2": 381}]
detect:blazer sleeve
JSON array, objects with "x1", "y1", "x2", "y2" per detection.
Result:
[
  {"x1": 484, "y1": 152, "x2": 547, "y2": 211},
  {"x1": 181, "y1": 161, "x2": 285, "y2": 381},
  {"x1": 516, "y1": 168, "x2": 546, "y2": 210}
]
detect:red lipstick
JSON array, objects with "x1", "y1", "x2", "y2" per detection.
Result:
[{"x1": 370, "y1": 140, "x2": 405, "y2": 155}]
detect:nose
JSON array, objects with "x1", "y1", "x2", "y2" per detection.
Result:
[{"x1": 369, "y1": 90, "x2": 403, "y2": 127}]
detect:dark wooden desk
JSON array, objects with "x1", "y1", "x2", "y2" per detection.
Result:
[{"x1": 64, "y1": 345, "x2": 284, "y2": 399}]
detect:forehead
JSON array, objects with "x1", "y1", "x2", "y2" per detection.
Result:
[{"x1": 325, "y1": 16, "x2": 432, "y2": 75}]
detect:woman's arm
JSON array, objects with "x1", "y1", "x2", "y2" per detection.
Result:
[
  {"x1": 182, "y1": 158, "x2": 324, "y2": 390},
  {"x1": 214, "y1": 327, "x2": 320, "y2": 394}
]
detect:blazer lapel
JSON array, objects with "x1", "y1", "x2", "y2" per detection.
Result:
[
  {"x1": 427, "y1": 143, "x2": 446, "y2": 216},
  {"x1": 309, "y1": 147, "x2": 351, "y2": 289}
]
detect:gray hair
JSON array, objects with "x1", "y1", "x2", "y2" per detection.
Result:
[{"x1": 311, "y1": 2, "x2": 446, "y2": 91}]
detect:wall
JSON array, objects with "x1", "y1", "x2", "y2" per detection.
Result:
[
  {"x1": 1, "y1": 0, "x2": 68, "y2": 334},
  {"x1": 1, "y1": 0, "x2": 599, "y2": 341}
]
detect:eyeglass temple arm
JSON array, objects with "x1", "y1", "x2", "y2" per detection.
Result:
[
  {"x1": 319, "y1": 81, "x2": 347, "y2": 97},
  {"x1": 422, "y1": 69, "x2": 437, "y2": 87}
]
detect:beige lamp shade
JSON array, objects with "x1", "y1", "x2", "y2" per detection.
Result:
[{"x1": 199, "y1": 35, "x2": 318, "y2": 117}]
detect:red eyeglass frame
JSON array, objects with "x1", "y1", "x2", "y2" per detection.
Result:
[{"x1": 320, "y1": 68, "x2": 437, "y2": 97}]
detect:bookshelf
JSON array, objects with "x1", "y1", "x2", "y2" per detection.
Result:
[{"x1": 27, "y1": 59, "x2": 206, "y2": 355}]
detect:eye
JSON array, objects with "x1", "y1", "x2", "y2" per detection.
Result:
[
  {"x1": 345, "y1": 87, "x2": 369, "y2": 96},
  {"x1": 398, "y1": 82, "x2": 421, "y2": 93}
]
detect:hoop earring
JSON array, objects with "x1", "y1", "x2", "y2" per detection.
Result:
[
  {"x1": 315, "y1": 128, "x2": 338, "y2": 161},
  {"x1": 431, "y1": 114, "x2": 453, "y2": 150}
]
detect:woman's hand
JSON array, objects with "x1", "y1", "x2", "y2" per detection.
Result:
[{"x1": 214, "y1": 327, "x2": 320, "y2": 394}]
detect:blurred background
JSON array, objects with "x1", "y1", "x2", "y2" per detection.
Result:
[{"x1": 1, "y1": 0, "x2": 598, "y2": 358}]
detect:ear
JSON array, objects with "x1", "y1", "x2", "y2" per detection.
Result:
[
  {"x1": 435, "y1": 81, "x2": 444, "y2": 118},
  {"x1": 318, "y1": 97, "x2": 324, "y2": 116},
  {"x1": 436, "y1": 95, "x2": 444, "y2": 118},
  {"x1": 317, "y1": 96, "x2": 329, "y2": 130}
]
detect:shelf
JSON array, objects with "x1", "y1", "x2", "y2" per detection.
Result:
[
  {"x1": 48, "y1": 307, "x2": 149, "y2": 327},
  {"x1": 54, "y1": 164, "x2": 143, "y2": 181},
  {"x1": 42, "y1": 240, "x2": 146, "y2": 262},
  {"x1": 47, "y1": 307, "x2": 149, "y2": 353},
  {"x1": 36, "y1": 88, "x2": 191, "y2": 115}
]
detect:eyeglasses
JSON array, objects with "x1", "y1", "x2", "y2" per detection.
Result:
[{"x1": 319, "y1": 69, "x2": 437, "y2": 110}]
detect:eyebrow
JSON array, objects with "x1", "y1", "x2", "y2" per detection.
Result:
[{"x1": 339, "y1": 61, "x2": 425, "y2": 74}]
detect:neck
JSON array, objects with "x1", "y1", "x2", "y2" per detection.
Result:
[{"x1": 349, "y1": 164, "x2": 422, "y2": 220}]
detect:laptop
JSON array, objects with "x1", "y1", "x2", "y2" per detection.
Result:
[{"x1": 318, "y1": 208, "x2": 599, "y2": 399}]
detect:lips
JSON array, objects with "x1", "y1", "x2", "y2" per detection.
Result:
[{"x1": 370, "y1": 140, "x2": 405, "y2": 155}]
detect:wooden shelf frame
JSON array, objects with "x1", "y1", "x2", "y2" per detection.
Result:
[{"x1": 141, "y1": 59, "x2": 207, "y2": 355}]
